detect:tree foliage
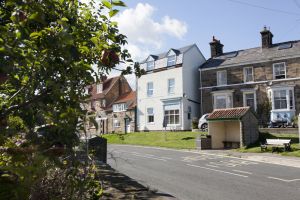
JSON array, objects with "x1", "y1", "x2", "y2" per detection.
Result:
[{"x1": 0, "y1": 0, "x2": 141, "y2": 198}]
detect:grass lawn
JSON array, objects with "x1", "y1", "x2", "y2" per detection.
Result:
[
  {"x1": 103, "y1": 131, "x2": 206, "y2": 149},
  {"x1": 237, "y1": 132, "x2": 300, "y2": 157}
]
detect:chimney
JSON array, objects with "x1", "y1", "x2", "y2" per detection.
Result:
[
  {"x1": 209, "y1": 36, "x2": 224, "y2": 57},
  {"x1": 100, "y1": 75, "x2": 107, "y2": 82},
  {"x1": 260, "y1": 26, "x2": 273, "y2": 48}
]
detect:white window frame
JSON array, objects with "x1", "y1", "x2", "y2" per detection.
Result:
[
  {"x1": 97, "y1": 83, "x2": 103, "y2": 94},
  {"x1": 147, "y1": 108, "x2": 154, "y2": 124},
  {"x1": 273, "y1": 62, "x2": 286, "y2": 80},
  {"x1": 164, "y1": 109, "x2": 180, "y2": 125},
  {"x1": 243, "y1": 91, "x2": 257, "y2": 111},
  {"x1": 268, "y1": 87, "x2": 295, "y2": 111},
  {"x1": 147, "y1": 82, "x2": 154, "y2": 97},
  {"x1": 168, "y1": 78, "x2": 175, "y2": 94},
  {"x1": 146, "y1": 60, "x2": 154, "y2": 71},
  {"x1": 217, "y1": 70, "x2": 227, "y2": 86},
  {"x1": 113, "y1": 103, "x2": 127, "y2": 112},
  {"x1": 243, "y1": 67, "x2": 254, "y2": 83},
  {"x1": 113, "y1": 119, "x2": 120, "y2": 128},
  {"x1": 212, "y1": 91, "x2": 233, "y2": 109},
  {"x1": 167, "y1": 55, "x2": 176, "y2": 67}
]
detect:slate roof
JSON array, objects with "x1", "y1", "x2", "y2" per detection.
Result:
[
  {"x1": 141, "y1": 44, "x2": 196, "y2": 63},
  {"x1": 207, "y1": 107, "x2": 251, "y2": 121},
  {"x1": 89, "y1": 76, "x2": 120, "y2": 100},
  {"x1": 201, "y1": 40, "x2": 300, "y2": 69}
]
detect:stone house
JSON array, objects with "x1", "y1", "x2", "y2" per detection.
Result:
[
  {"x1": 85, "y1": 75, "x2": 134, "y2": 135},
  {"x1": 199, "y1": 27, "x2": 300, "y2": 127},
  {"x1": 106, "y1": 91, "x2": 136, "y2": 133}
]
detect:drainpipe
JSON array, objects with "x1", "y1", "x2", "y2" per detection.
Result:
[{"x1": 199, "y1": 68, "x2": 203, "y2": 116}]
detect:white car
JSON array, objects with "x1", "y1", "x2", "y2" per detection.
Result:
[{"x1": 198, "y1": 113, "x2": 210, "y2": 131}]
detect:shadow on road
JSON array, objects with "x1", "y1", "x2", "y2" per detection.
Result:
[{"x1": 99, "y1": 164, "x2": 176, "y2": 199}]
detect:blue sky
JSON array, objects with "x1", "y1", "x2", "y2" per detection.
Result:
[{"x1": 116, "y1": 0, "x2": 300, "y2": 60}]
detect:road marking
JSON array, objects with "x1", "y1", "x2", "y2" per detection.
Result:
[
  {"x1": 232, "y1": 170, "x2": 253, "y2": 175},
  {"x1": 186, "y1": 164, "x2": 248, "y2": 178},
  {"x1": 130, "y1": 153, "x2": 168, "y2": 161},
  {"x1": 268, "y1": 176, "x2": 300, "y2": 182},
  {"x1": 206, "y1": 164, "x2": 220, "y2": 168}
]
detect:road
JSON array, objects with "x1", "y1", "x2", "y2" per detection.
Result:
[{"x1": 108, "y1": 144, "x2": 300, "y2": 200}]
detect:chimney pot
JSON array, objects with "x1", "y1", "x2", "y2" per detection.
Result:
[
  {"x1": 260, "y1": 26, "x2": 273, "y2": 48},
  {"x1": 209, "y1": 36, "x2": 224, "y2": 57}
]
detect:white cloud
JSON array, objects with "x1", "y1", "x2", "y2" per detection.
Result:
[
  {"x1": 114, "y1": 3, "x2": 188, "y2": 61},
  {"x1": 106, "y1": 3, "x2": 188, "y2": 89}
]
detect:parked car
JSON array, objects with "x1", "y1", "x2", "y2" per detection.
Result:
[{"x1": 198, "y1": 113, "x2": 210, "y2": 131}]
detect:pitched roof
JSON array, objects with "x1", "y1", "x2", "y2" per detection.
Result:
[
  {"x1": 106, "y1": 91, "x2": 136, "y2": 111},
  {"x1": 141, "y1": 44, "x2": 196, "y2": 63},
  {"x1": 201, "y1": 40, "x2": 300, "y2": 69},
  {"x1": 207, "y1": 107, "x2": 251, "y2": 121},
  {"x1": 89, "y1": 76, "x2": 120, "y2": 100}
]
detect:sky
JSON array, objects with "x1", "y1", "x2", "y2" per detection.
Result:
[{"x1": 108, "y1": 0, "x2": 300, "y2": 87}]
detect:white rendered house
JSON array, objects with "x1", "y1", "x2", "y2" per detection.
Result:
[{"x1": 137, "y1": 44, "x2": 206, "y2": 131}]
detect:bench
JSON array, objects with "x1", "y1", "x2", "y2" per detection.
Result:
[
  {"x1": 223, "y1": 141, "x2": 240, "y2": 149},
  {"x1": 261, "y1": 139, "x2": 291, "y2": 152}
]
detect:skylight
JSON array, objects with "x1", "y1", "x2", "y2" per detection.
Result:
[{"x1": 278, "y1": 43, "x2": 292, "y2": 50}]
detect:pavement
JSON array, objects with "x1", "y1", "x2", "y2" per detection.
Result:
[
  {"x1": 189, "y1": 149, "x2": 300, "y2": 168},
  {"x1": 107, "y1": 144, "x2": 300, "y2": 200}
]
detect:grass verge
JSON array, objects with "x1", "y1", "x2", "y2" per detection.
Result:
[
  {"x1": 103, "y1": 131, "x2": 206, "y2": 149},
  {"x1": 237, "y1": 132, "x2": 300, "y2": 157}
]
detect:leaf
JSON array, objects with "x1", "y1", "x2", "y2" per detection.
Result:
[
  {"x1": 61, "y1": 17, "x2": 69, "y2": 22},
  {"x1": 90, "y1": 37, "x2": 98, "y2": 45},
  {"x1": 102, "y1": 23, "x2": 108, "y2": 32},
  {"x1": 29, "y1": 32, "x2": 41, "y2": 39},
  {"x1": 112, "y1": 0, "x2": 126, "y2": 7},
  {"x1": 79, "y1": 46, "x2": 89, "y2": 53},
  {"x1": 109, "y1": 9, "x2": 119, "y2": 17},
  {"x1": 111, "y1": 21, "x2": 118, "y2": 26},
  {"x1": 102, "y1": 0, "x2": 112, "y2": 9}
]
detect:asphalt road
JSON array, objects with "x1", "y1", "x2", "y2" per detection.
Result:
[{"x1": 108, "y1": 144, "x2": 300, "y2": 200}]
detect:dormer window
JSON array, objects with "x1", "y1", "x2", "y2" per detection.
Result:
[
  {"x1": 147, "y1": 61, "x2": 154, "y2": 71},
  {"x1": 97, "y1": 83, "x2": 103, "y2": 94},
  {"x1": 167, "y1": 55, "x2": 176, "y2": 67}
]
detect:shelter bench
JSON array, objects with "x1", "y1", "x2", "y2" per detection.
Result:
[
  {"x1": 223, "y1": 141, "x2": 240, "y2": 149},
  {"x1": 261, "y1": 139, "x2": 291, "y2": 152}
]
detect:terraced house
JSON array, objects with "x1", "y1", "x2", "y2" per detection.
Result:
[
  {"x1": 199, "y1": 27, "x2": 300, "y2": 127},
  {"x1": 137, "y1": 44, "x2": 206, "y2": 131}
]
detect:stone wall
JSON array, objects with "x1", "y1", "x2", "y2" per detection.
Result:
[
  {"x1": 107, "y1": 109, "x2": 136, "y2": 133},
  {"x1": 201, "y1": 57, "x2": 300, "y2": 117}
]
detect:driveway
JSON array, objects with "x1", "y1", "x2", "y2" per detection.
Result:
[{"x1": 108, "y1": 144, "x2": 300, "y2": 200}]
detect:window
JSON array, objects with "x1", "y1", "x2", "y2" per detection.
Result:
[
  {"x1": 217, "y1": 71, "x2": 227, "y2": 86},
  {"x1": 274, "y1": 90, "x2": 287, "y2": 110},
  {"x1": 187, "y1": 106, "x2": 192, "y2": 120},
  {"x1": 97, "y1": 83, "x2": 103, "y2": 93},
  {"x1": 102, "y1": 99, "x2": 106, "y2": 107},
  {"x1": 167, "y1": 55, "x2": 176, "y2": 67},
  {"x1": 269, "y1": 88, "x2": 294, "y2": 111},
  {"x1": 146, "y1": 61, "x2": 154, "y2": 71},
  {"x1": 147, "y1": 108, "x2": 154, "y2": 123},
  {"x1": 213, "y1": 93, "x2": 232, "y2": 109},
  {"x1": 113, "y1": 119, "x2": 120, "y2": 128},
  {"x1": 168, "y1": 78, "x2": 175, "y2": 94},
  {"x1": 147, "y1": 82, "x2": 154, "y2": 97},
  {"x1": 244, "y1": 67, "x2": 254, "y2": 82},
  {"x1": 273, "y1": 63, "x2": 286, "y2": 79},
  {"x1": 289, "y1": 90, "x2": 294, "y2": 109},
  {"x1": 165, "y1": 109, "x2": 180, "y2": 125},
  {"x1": 243, "y1": 92, "x2": 256, "y2": 111},
  {"x1": 113, "y1": 103, "x2": 127, "y2": 112}
]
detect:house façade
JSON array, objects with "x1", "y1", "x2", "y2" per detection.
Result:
[{"x1": 199, "y1": 27, "x2": 300, "y2": 127}]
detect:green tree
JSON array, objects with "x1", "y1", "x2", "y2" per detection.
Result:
[{"x1": 0, "y1": 0, "x2": 142, "y2": 198}]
